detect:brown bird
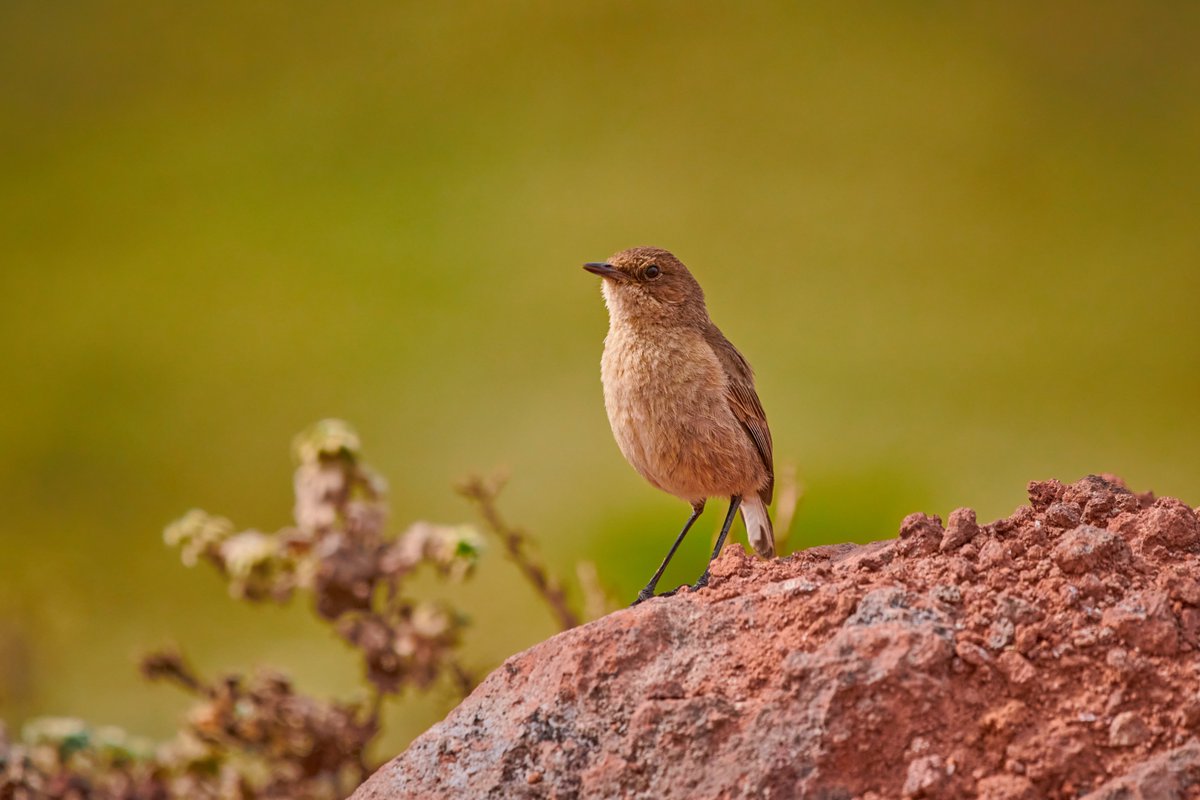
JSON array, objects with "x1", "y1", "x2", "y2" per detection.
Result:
[{"x1": 584, "y1": 246, "x2": 775, "y2": 604}]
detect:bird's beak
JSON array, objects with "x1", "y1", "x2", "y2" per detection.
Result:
[{"x1": 583, "y1": 262, "x2": 626, "y2": 281}]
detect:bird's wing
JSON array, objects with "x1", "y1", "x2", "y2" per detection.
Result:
[{"x1": 703, "y1": 325, "x2": 774, "y2": 504}]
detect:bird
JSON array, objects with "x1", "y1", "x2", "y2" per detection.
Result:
[{"x1": 583, "y1": 246, "x2": 775, "y2": 604}]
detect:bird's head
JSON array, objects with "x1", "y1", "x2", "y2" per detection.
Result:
[{"x1": 583, "y1": 246, "x2": 708, "y2": 326}]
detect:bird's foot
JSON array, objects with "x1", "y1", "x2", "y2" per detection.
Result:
[
  {"x1": 631, "y1": 586, "x2": 657, "y2": 606},
  {"x1": 631, "y1": 585, "x2": 681, "y2": 606},
  {"x1": 633, "y1": 577, "x2": 710, "y2": 605}
]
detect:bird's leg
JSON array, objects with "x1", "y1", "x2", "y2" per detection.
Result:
[
  {"x1": 633, "y1": 500, "x2": 706, "y2": 605},
  {"x1": 691, "y1": 495, "x2": 742, "y2": 592}
]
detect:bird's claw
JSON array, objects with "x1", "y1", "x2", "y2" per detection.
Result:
[
  {"x1": 632, "y1": 585, "x2": 682, "y2": 606},
  {"x1": 633, "y1": 576, "x2": 711, "y2": 606}
]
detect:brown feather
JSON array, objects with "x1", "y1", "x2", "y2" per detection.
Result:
[{"x1": 702, "y1": 324, "x2": 774, "y2": 504}]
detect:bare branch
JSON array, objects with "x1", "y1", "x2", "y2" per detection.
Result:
[
  {"x1": 457, "y1": 475, "x2": 581, "y2": 631},
  {"x1": 772, "y1": 461, "x2": 804, "y2": 555}
]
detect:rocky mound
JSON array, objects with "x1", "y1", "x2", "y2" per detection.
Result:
[{"x1": 353, "y1": 476, "x2": 1200, "y2": 799}]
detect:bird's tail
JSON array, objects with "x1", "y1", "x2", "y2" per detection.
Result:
[{"x1": 740, "y1": 497, "x2": 776, "y2": 559}]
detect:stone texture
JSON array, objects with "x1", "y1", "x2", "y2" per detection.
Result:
[
  {"x1": 353, "y1": 476, "x2": 1200, "y2": 799},
  {"x1": 1082, "y1": 741, "x2": 1200, "y2": 799}
]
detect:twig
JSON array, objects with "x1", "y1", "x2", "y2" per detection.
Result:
[
  {"x1": 772, "y1": 461, "x2": 804, "y2": 554},
  {"x1": 365, "y1": 687, "x2": 386, "y2": 731},
  {"x1": 140, "y1": 648, "x2": 209, "y2": 696},
  {"x1": 448, "y1": 659, "x2": 476, "y2": 699},
  {"x1": 576, "y1": 560, "x2": 618, "y2": 621},
  {"x1": 457, "y1": 476, "x2": 580, "y2": 631}
]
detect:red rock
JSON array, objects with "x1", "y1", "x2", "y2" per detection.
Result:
[
  {"x1": 1063, "y1": 474, "x2": 1136, "y2": 526},
  {"x1": 941, "y1": 508, "x2": 979, "y2": 553},
  {"x1": 976, "y1": 774, "x2": 1038, "y2": 800},
  {"x1": 898, "y1": 512, "x2": 944, "y2": 557},
  {"x1": 1102, "y1": 590, "x2": 1179, "y2": 656},
  {"x1": 1161, "y1": 570, "x2": 1200, "y2": 607},
  {"x1": 1138, "y1": 498, "x2": 1200, "y2": 552},
  {"x1": 902, "y1": 754, "x2": 955, "y2": 798},
  {"x1": 1027, "y1": 480, "x2": 1066, "y2": 512},
  {"x1": 1108, "y1": 712, "x2": 1151, "y2": 747},
  {"x1": 996, "y1": 651, "x2": 1036, "y2": 685},
  {"x1": 1082, "y1": 741, "x2": 1200, "y2": 799},
  {"x1": 1045, "y1": 501, "x2": 1082, "y2": 529},
  {"x1": 352, "y1": 477, "x2": 1200, "y2": 799},
  {"x1": 1052, "y1": 525, "x2": 1132, "y2": 574}
]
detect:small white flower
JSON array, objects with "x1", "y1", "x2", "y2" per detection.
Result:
[{"x1": 220, "y1": 531, "x2": 277, "y2": 579}]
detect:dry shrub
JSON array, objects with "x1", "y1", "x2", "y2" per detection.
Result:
[{"x1": 1, "y1": 420, "x2": 614, "y2": 799}]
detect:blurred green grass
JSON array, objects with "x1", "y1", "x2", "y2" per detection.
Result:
[{"x1": 2, "y1": 1, "x2": 1199, "y2": 755}]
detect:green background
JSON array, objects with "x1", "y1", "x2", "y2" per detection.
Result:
[{"x1": 3, "y1": 2, "x2": 1198, "y2": 756}]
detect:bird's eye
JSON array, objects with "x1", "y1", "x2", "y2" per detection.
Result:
[{"x1": 644, "y1": 264, "x2": 661, "y2": 279}]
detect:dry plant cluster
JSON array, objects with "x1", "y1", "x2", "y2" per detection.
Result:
[{"x1": 1, "y1": 420, "x2": 609, "y2": 800}]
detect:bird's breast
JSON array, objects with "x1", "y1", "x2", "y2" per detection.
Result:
[{"x1": 600, "y1": 325, "x2": 759, "y2": 500}]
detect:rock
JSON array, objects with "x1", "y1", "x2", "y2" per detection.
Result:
[
  {"x1": 976, "y1": 774, "x2": 1038, "y2": 800},
  {"x1": 1052, "y1": 525, "x2": 1132, "y2": 574},
  {"x1": 1063, "y1": 474, "x2": 1137, "y2": 525},
  {"x1": 1138, "y1": 498, "x2": 1200, "y2": 552},
  {"x1": 1082, "y1": 741, "x2": 1200, "y2": 799},
  {"x1": 1102, "y1": 590, "x2": 1179, "y2": 656},
  {"x1": 940, "y1": 508, "x2": 979, "y2": 552},
  {"x1": 996, "y1": 651, "x2": 1036, "y2": 685},
  {"x1": 353, "y1": 476, "x2": 1200, "y2": 799},
  {"x1": 902, "y1": 754, "x2": 951, "y2": 798},
  {"x1": 1045, "y1": 501, "x2": 1081, "y2": 528},
  {"x1": 898, "y1": 512, "x2": 944, "y2": 557},
  {"x1": 988, "y1": 618, "x2": 1015, "y2": 650},
  {"x1": 1109, "y1": 711, "x2": 1151, "y2": 747},
  {"x1": 1027, "y1": 480, "x2": 1066, "y2": 512},
  {"x1": 977, "y1": 539, "x2": 1010, "y2": 570},
  {"x1": 1161, "y1": 571, "x2": 1200, "y2": 606}
]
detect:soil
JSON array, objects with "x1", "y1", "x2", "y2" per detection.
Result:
[{"x1": 353, "y1": 475, "x2": 1200, "y2": 799}]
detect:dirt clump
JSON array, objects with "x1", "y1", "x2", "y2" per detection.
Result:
[{"x1": 353, "y1": 475, "x2": 1200, "y2": 799}]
